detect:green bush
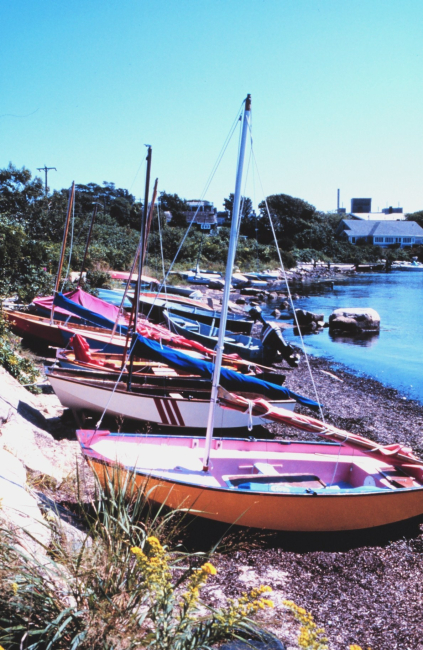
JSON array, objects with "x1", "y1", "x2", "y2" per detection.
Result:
[{"x1": 0, "y1": 468, "x2": 275, "y2": 650}]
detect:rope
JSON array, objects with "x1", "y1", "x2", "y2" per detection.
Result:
[
  {"x1": 247, "y1": 119, "x2": 325, "y2": 424},
  {"x1": 62, "y1": 191, "x2": 75, "y2": 291}
]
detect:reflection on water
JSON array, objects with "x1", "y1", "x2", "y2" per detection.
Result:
[
  {"x1": 328, "y1": 331, "x2": 380, "y2": 348},
  {"x1": 262, "y1": 272, "x2": 423, "y2": 403}
]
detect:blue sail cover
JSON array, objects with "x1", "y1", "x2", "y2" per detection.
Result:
[
  {"x1": 132, "y1": 334, "x2": 319, "y2": 409},
  {"x1": 53, "y1": 293, "x2": 128, "y2": 334}
]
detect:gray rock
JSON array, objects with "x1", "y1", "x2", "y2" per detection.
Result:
[
  {"x1": 295, "y1": 309, "x2": 324, "y2": 326},
  {"x1": 271, "y1": 309, "x2": 281, "y2": 318},
  {"x1": 236, "y1": 297, "x2": 246, "y2": 305},
  {"x1": 219, "y1": 633, "x2": 286, "y2": 650},
  {"x1": 329, "y1": 308, "x2": 380, "y2": 332}
]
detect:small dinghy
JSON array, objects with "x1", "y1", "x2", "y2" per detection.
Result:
[{"x1": 77, "y1": 387, "x2": 423, "y2": 531}]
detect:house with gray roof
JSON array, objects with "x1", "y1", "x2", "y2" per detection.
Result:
[{"x1": 336, "y1": 220, "x2": 423, "y2": 248}]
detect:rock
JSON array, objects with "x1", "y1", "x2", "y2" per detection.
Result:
[
  {"x1": 0, "y1": 368, "x2": 85, "y2": 483},
  {"x1": 235, "y1": 297, "x2": 246, "y2": 305},
  {"x1": 219, "y1": 634, "x2": 286, "y2": 650},
  {"x1": 329, "y1": 308, "x2": 380, "y2": 332},
  {"x1": 295, "y1": 309, "x2": 324, "y2": 327},
  {"x1": 267, "y1": 292, "x2": 278, "y2": 301},
  {"x1": 208, "y1": 279, "x2": 225, "y2": 290},
  {"x1": 280, "y1": 301, "x2": 290, "y2": 310},
  {"x1": 271, "y1": 309, "x2": 281, "y2": 318},
  {"x1": 329, "y1": 316, "x2": 360, "y2": 334},
  {"x1": 0, "y1": 448, "x2": 51, "y2": 555}
]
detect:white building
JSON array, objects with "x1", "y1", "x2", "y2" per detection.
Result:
[{"x1": 336, "y1": 219, "x2": 423, "y2": 248}]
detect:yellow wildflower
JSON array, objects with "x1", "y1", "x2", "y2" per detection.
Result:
[
  {"x1": 349, "y1": 646, "x2": 363, "y2": 650},
  {"x1": 131, "y1": 546, "x2": 145, "y2": 557},
  {"x1": 200, "y1": 561, "x2": 217, "y2": 575},
  {"x1": 11, "y1": 582, "x2": 18, "y2": 595}
]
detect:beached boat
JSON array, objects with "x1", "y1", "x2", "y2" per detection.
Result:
[
  {"x1": 163, "y1": 310, "x2": 281, "y2": 364},
  {"x1": 77, "y1": 391, "x2": 423, "y2": 531},
  {"x1": 46, "y1": 365, "x2": 297, "y2": 433},
  {"x1": 137, "y1": 295, "x2": 254, "y2": 334},
  {"x1": 46, "y1": 332, "x2": 315, "y2": 431}
]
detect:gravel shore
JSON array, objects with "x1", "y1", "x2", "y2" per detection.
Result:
[{"x1": 208, "y1": 354, "x2": 423, "y2": 650}]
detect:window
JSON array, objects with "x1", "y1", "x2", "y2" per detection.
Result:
[
  {"x1": 385, "y1": 237, "x2": 394, "y2": 243},
  {"x1": 374, "y1": 237, "x2": 383, "y2": 242},
  {"x1": 403, "y1": 237, "x2": 411, "y2": 243},
  {"x1": 351, "y1": 237, "x2": 356, "y2": 243}
]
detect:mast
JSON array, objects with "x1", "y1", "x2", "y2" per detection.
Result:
[
  {"x1": 51, "y1": 181, "x2": 75, "y2": 324},
  {"x1": 202, "y1": 94, "x2": 251, "y2": 471},
  {"x1": 77, "y1": 203, "x2": 98, "y2": 288},
  {"x1": 128, "y1": 146, "x2": 152, "y2": 387}
]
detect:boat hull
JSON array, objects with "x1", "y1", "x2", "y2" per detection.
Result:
[
  {"x1": 78, "y1": 432, "x2": 423, "y2": 531},
  {"x1": 47, "y1": 371, "x2": 295, "y2": 431}
]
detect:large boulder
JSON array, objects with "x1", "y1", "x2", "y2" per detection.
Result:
[{"x1": 329, "y1": 308, "x2": 380, "y2": 332}]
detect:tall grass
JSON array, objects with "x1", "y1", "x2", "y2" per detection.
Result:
[{"x1": 0, "y1": 467, "x2": 275, "y2": 649}]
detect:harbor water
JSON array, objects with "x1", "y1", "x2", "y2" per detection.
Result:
[{"x1": 272, "y1": 272, "x2": 423, "y2": 404}]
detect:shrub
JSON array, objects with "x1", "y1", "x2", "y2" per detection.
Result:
[
  {"x1": 0, "y1": 311, "x2": 40, "y2": 391},
  {"x1": 0, "y1": 468, "x2": 276, "y2": 650}
]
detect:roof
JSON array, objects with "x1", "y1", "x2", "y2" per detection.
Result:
[
  {"x1": 340, "y1": 220, "x2": 423, "y2": 237},
  {"x1": 350, "y1": 212, "x2": 405, "y2": 222}
]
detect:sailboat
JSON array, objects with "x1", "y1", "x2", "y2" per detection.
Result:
[{"x1": 76, "y1": 95, "x2": 423, "y2": 531}]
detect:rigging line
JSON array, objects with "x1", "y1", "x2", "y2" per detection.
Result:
[
  {"x1": 247, "y1": 122, "x2": 325, "y2": 424},
  {"x1": 157, "y1": 195, "x2": 168, "y2": 302},
  {"x1": 62, "y1": 191, "x2": 75, "y2": 291},
  {"x1": 129, "y1": 157, "x2": 146, "y2": 193},
  {"x1": 144, "y1": 102, "x2": 244, "y2": 320}
]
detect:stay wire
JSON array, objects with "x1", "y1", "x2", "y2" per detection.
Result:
[
  {"x1": 144, "y1": 100, "x2": 245, "y2": 320},
  {"x1": 247, "y1": 119, "x2": 325, "y2": 424}
]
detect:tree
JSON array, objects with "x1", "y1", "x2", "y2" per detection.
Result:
[
  {"x1": 406, "y1": 210, "x2": 423, "y2": 229},
  {"x1": 223, "y1": 193, "x2": 257, "y2": 238},
  {"x1": 159, "y1": 192, "x2": 189, "y2": 228},
  {"x1": 0, "y1": 163, "x2": 44, "y2": 223}
]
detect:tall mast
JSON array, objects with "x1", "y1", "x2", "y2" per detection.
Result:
[
  {"x1": 51, "y1": 181, "x2": 75, "y2": 324},
  {"x1": 128, "y1": 146, "x2": 152, "y2": 388},
  {"x1": 202, "y1": 95, "x2": 251, "y2": 471}
]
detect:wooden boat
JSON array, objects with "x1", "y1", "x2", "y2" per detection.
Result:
[
  {"x1": 76, "y1": 388, "x2": 423, "y2": 531},
  {"x1": 4, "y1": 310, "x2": 131, "y2": 351},
  {"x1": 163, "y1": 310, "x2": 280, "y2": 364},
  {"x1": 137, "y1": 295, "x2": 254, "y2": 334},
  {"x1": 46, "y1": 366, "x2": 296, "y2": 433}
]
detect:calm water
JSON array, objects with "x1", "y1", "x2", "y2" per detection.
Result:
[{"x1": 269, "y1": 272, "x2": 423, "y2": 404}]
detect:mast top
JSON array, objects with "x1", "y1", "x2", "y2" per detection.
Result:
[{"x1": 245, "y1": 94, "x2": 252, "y2": 111}]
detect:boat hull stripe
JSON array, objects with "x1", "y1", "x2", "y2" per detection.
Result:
[
  {"x1": 172, "y1": 401, "x2": 185, "y2": 427},
  {"x1": 154, "y1": 397, "x2": 169, "y2": 424},
  {"x1": 163, "y1": 400, "x2": 178, "y2": 426}
]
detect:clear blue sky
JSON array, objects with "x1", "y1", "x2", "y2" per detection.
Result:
[{"x1": 1, "y1": 0, "x2": 422, "y2": 214}]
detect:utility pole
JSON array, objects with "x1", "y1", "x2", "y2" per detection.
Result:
[{"x1": 37, "y1": 165, "x2": 57, "y2": 196}]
